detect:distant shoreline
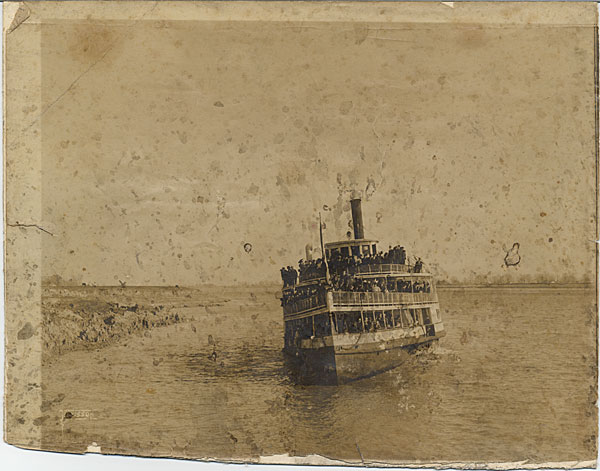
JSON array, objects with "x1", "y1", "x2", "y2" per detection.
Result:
[
  {"x1": 43, "y1": 282, "x2": 595, "y2": 290},
  {"x1": 437, "y1": 283, "x2": 595, "y2": 289}
]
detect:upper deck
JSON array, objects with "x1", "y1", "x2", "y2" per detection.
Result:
[
  {"x1": 325, "y1": 238, "x2": 379, "y2": 259},
  {"x1": 280, "y1": 197, "x2": 437, "y2": 318},
  {"x1": 293, "y1": 263, "x2": 426, "y2": 287}
]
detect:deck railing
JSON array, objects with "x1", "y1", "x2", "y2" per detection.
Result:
[
  {"x1": 355, "y1": 263, "x2": 413, "y2": 274},
  {"x1": 283, "y1": 294, "x2": 327, "y2": 315},
  {"x1": 299, "y1": 263, "x2": 416, "y2": 283},
  {"x1": 331, "y1": 291, "x2": 434, "y2": 306},
  {"x1": 298, "y1": 273, "x2": 327, "y2": 283}
]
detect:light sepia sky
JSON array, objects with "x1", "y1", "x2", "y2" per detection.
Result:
[{"x1": 40, "y1": 11, "x2": 597, "y2": 286}]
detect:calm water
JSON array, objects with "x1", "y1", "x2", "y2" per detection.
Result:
[{"x1": 41, "y1": 287, "x2": 597, "y2": 464}]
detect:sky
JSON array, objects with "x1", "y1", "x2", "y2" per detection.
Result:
[{"x1": 40, "y1": 18, "x2": 597, "y2": 286}]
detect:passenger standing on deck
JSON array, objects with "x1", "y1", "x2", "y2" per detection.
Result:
[
  {"x1": 280, "y1": 267, "x2": 287, "y2": 287},
  {"x1": 400, "y1": 247, "x2": 406, "y2": 265}
]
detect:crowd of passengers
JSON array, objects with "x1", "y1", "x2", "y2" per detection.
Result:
[
  {"x1": 285, "y1": 309, "x2": 429, "y2": 346},
  {"x1": 297, "y1": 245, "x2": 410, "y2": 282},
  {"x1": 280, "y1": 275, "x2": 430, "y2": 307},
  {"x1": 331, "y1": 275, "x2": 431, "y2": 294},
  {"x1": 280, "y1": 282, "x2": 327, "y2": 307},
  {"x1": 283, "y1": 246, "x2": 424, "y2": 287},
  {"x1": 280, "y1": 244, "x2": 431, "y2": 309},
  {"x1": 328, "y1": 245, "x2": 408, "y2": 273},
  {"x1": 280, "y1": 266, "x2": 299, "y2": 287},
  {"x1": 334, "y1": 310, "x2": 421, "y2": 335}
]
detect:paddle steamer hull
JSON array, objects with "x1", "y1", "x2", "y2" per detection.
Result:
[{"x1": 283, "y1": 321, "x2": 446, "y2": 384}]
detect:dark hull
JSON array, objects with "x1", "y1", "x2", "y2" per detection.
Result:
[
  {"x1": 283, "y1": 345, "x2": 338, "y2": 385},
  {"x1": 283, "y1": 332, "x2": 445, "y2": 385}
]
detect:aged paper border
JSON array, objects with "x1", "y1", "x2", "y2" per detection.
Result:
[{"x1": 2, "y1": 1, "x2": 598, "y2": 468}]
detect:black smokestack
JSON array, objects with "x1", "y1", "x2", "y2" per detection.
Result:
[{"x1": 350, "y1": 198, "x2": 364, "y2": 239}]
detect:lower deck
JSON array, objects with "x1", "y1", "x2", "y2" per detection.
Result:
[
  {"x1": 284, "y1": 300, "x2": 443, "y2": 349},
  {"x1": 285, "y1": 313, "x2": 444, "y2": 352},
  {"x1": 283, "y1": 301, "x2": 445, "y2": 384},
  {"x1": 282, "y1": 283, "x2": 445, "y2": 383},
  {"x1": 283, "y1": 328, "x2": 445, "y2": 384}
]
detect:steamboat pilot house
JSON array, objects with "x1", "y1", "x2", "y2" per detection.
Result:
[{"x1": 281, "y1": 198, "x2": 445, "y2": 384}]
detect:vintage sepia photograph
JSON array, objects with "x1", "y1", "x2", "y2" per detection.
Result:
[{"x1": 3, "y1": 1, "x2": 598, "y2": 467}]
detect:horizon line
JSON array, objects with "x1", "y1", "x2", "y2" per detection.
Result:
[{"x1": 42, "y1": 281, "x2": 596, "y2": 289}]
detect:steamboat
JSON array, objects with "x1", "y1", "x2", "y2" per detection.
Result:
[{"x1": 281, "y1": 198, "x2": 445, "y2": 384}]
